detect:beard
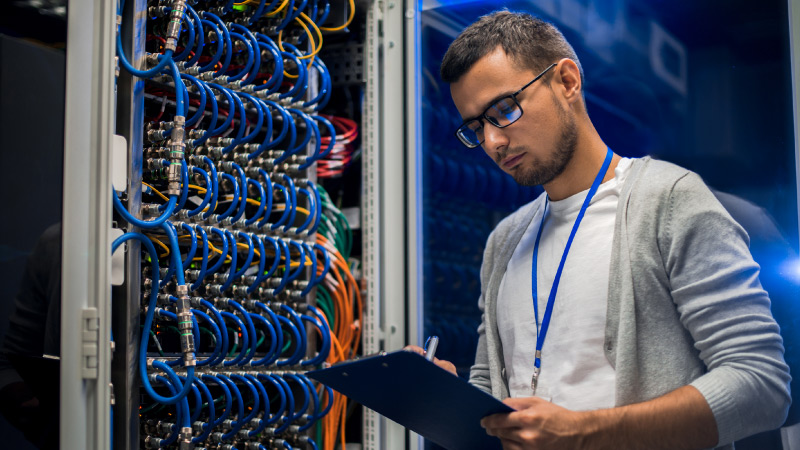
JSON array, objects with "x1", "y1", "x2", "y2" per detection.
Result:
[{"x1": 497, "y1": 93, "x2": 578, "y2": 187}]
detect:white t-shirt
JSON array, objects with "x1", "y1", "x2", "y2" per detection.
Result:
[{"x1": 496, "y1": 157, "x2": 633, "y2": 411}]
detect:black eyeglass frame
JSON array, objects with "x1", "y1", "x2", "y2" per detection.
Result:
[{"x1": 454, "y1": 63, "x2": 558, "y2": 149}]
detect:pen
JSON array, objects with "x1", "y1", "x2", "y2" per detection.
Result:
[{"x1": 424, "y1": 335, "x2": 439, "y2": 361}]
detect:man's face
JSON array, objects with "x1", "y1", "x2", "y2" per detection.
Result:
[{"x1": 450, "y1": 48, "x2": 577, "y2": 186}]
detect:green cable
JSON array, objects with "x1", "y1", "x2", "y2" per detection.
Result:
[
  {"x1": 256, "y1": 329, "x2": 266, "y2": 348},
  {"x1": 139, "y1": 402, "x2": 167, "y2": 414},
  {"x1": 148, "y1": 329, "x2": 165, "y2": 356},
  {"x1": 199, "y1": 327, "x2": 217, "y2": 346},
  {"x1": 201, "y1": 395, "x2": 227, "y2": 410},
  {"x1": 316, "y1": 286, "x2": 335, "y2": 329},
  {"x1": 282, "y1": 329, "x2": 292, "y2": 353},
  {"x1": 227, "y1": 327, "x2": 239, "y2": 357}
]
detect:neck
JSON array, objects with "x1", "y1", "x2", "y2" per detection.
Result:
[{"x1": 543, "y1": 135, "x2": 619, "y2": 201}]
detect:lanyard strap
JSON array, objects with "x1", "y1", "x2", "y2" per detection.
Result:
[{"x1": 530, "y1": 147, "x2": 613, "y2": 388}]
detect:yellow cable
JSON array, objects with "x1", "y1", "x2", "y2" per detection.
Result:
[
  {"x1": 236, "y1": 242, "x2": 261, "y2": 258},
  {"x1": 272, "y1": 205, "x2": 311, "y2": 216},
  {"x1": 320, "y1": 0, "x2": 355, "y2": 32},
  {"x1": 278, "y1": 16, "x2": 318, "y2": 78},
  {"x1": 143, "y1": 182, "x2": 170, "y2": 202},
  {"x1": 297, "y1": 12, "x2": 323, "y2": 59},
  {"x1": 189, "y1": 184, "x2": 207, "y2": 193},
  {"x1": 207, "y1": 242, "x2": 223, "y2": 256},
  {"x1": 146, "y1": 235, "x2": 171, "y2": 257},
  {"x1": 265, "y1": 0, "x2": 290, "y2": 16},
  {"x1": 222, "y1": 195, "x2": 267, "y2": 208}
]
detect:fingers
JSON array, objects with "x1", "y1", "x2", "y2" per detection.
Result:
[
  {"x1": 403, "y1": 345, "x2": 425, "y2": 356},
  {"x1": 403, "y1": 345, "x2": 457, "y2": 375},
  {"x1": 500, "y1": 438, "x2": 525, "y2": 450},
  {"x1": 481, "y1": 412, "x2": 512, "y2": 430},
  {"x1": 434, "y1": 357, "x2": 457, "y2": 375},
  {"x1": 503, "y1": 396, "x2": 542, "y2": 409}
]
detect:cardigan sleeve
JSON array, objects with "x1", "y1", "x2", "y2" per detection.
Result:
[
  {"x1": 661, "y1": 172, "x2": 791, "y2": 445},
  {"x1": 469, "y1": 226, "x2": 500, "y2": 395}
]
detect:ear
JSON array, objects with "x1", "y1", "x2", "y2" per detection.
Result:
[{"x1": 554, "y1": 58, "x2": 582, "y2": 106}]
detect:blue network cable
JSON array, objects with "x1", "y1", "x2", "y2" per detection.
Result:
[
  {"x1": 278, "y1": 304, "x2": 306, "y2": 366},
  {"x1": 151, "y1": 375, "x2": 184, "y2": 446},
  {"x1": 221, "y1": 311, "x2": 249, "y2": 366},
  {"x1": 312, "y1": 243, "x2": 331, "y2": 286},
  {"x1": 274, "y1": 0, "x2": 296, "y2": 31},
  {"x1": 113, "y1": 190, "x2": 176, "y2": 229},
  {"x1": 270, "y1": 184, "x2": 292, "y2": 230},
  {"x1": 251, "y1": 235, "x2": 281, "y2": 292},
  {"x1": 216, "y1": 173, "x2": 240, "y2": 221},
  {"x1": 188, "y1": 166, "x2": 213, "y2": 217},
  {"x1": 217, "y1": 375, "x2": 245, "y2": 434},
  {"x1": 198, "y1": 19, "x2": 225, "y2": 72},
  {"x1": 278, "y1": 51, "x2": 307, "y2": 101},
  {"x1": 312, "y1": 115, "x2": 337, "y2": 161},
  {"x1": 226, "y1": 32, "x2": 255, "y2": 81},
  {"x1": 280, "y1": 174, "x2": 298, "y2": 233},
  {"x1": 206, "y1": 84, "x2": 236, "y2": 136},
  {"x1": 256, "y1": 373, "x2": 287, "y2": 425},
  {"x1": 201, "y1": 12, "x2": 232, "y2": 75},
  {"x1": 206, "y1": 227, "x2": 229, "y2": 275},
  {"x1": 255, "y1": 301, "x2": 284, "y2": 366},
  {"x1": 191, "y1": 378, "x2": 216, "y2": 443},
  {"x1": 200, "y1": 374, "x2": 232, "y2": 429},
  {"x1": 180, "y1": 73, "x2": 208, "y2": 127},
  {"x1": 183, "y1": 4, "x2": 204, "y2": 67},
  {"x1": 229, "y1": 163, "x2": 249, "y2": 222},
  {"x1": 285, "y1": 240, "x2": 306, "y2": 283},
  {"x1": 295, "y1": 189, "x2": 316, "y2": 234},
  {"x1": 296, "y1": 118, "x2": 321, "y2": 170},
  {"x1": 219, "y1": 93, "x2": 247, "y2": 154},
  {"x1": 192, "y1": 308, "x2": 222, "y2": 366},
  {"x1": 243, "y1": 374, "x2": 271, "y2": 436},
  {"x1": 217, "y1": 231, "x2": 238, "y2": 293},
  {"x1": 180, "y1": 223, "x2": 197, "y2": 270},
  {"x1": 271, "y1": 375, "x2": 295, "y2": 434},
  {"x1": 284, "y1": 373, "x2": 310, "y2": 424},
  {"x1": 249, "y1": 312, "x2": 278, "y2": 366},
  {"x1": 227, "y1": 298, "x2": 257, "y2": 365},
  {"x1": 170, "y1": 5, "x2": 196, "y2": 62},
  {"x1": 231, "y1": 24, "x2": 262, "y2": 85},
  {"x1": 224, "y1": 374, "x2": 259, "y2": 439}
]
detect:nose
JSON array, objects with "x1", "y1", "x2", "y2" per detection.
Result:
[{"x1": 481, "y1": 123, "x2": 509, "y2": 159}]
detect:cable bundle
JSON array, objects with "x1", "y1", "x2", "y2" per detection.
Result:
[
  {"x1": 112, "y1": 0, "x2": 360, "y2": 448},
  {"x1": 309, "y1": 185, "x2": 360, "y2": 450},
  {"x1": 316, "y1": 115, "x2": 359, "y2": 178}
]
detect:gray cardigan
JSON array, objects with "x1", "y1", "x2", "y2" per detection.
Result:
[{"x1": 469, "y1": 157, "x2": 791, "y2": 447}]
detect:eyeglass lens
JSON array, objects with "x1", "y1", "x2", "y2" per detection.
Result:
[{"x1": 457, "y1": 96, "x2": 523, "y2": 147}]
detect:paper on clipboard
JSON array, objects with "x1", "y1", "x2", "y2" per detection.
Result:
[{"x1": 306, "y1": 350, "x2": 513, "y2": 450}]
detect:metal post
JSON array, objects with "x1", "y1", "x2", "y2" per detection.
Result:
[{"x1": 61, "y1": 0, "x2": 116, "y2": 449}]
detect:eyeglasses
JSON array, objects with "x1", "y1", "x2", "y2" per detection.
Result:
[{"x1": 454, "y1": 63, "x2": 557, "y2": 149}]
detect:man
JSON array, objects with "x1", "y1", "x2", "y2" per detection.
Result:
[{"x1": 410, "y1": 10, "x2": 791, "y2": 450}]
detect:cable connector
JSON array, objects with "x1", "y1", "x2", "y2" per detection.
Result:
[
  {"x1": 144, "y1": 435, "x2": 162, "y2": 449},
  {"x1": 178, "y1": 427, "x2": 194, "y2": 450},
  {"x1": 167, "y1": 115, "x2": 186, "y2": 196},
  {"x1": 165, "y1": 0, "x2": 188, "y2": 52},
  {"x1": 175, "y1": 286, "x2": 196, "y2": 367}
]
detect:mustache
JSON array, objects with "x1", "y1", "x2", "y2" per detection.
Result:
[{"x1": 495, "y1": 148, "x2": 523, "y2": 165}]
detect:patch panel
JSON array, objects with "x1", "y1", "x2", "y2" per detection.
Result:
[{"x1": 112, "y1": 0, "x2": 358, "y2": 448}]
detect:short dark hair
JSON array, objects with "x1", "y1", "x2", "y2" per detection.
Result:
[{"x1": 440, "y1": 10, "x2": 583, "y2": 85}]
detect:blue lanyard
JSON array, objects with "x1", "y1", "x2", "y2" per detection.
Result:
[{"x1": 529, "y1": 147, "x2": 613, "y2": 394}]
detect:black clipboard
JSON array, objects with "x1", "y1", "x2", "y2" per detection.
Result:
[{"x1": 306, "y1": 350, "x2": 513, "y2": 450}]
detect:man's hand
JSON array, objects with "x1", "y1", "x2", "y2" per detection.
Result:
[
  {"x1": 481, "y1": 396, "x2": 588, "y2": 450},
  {"x1": 403, "y1": 345, "x2": 457, "y2": 375},
  {"x1": 480, "y1": 385, "x2": 718, "y2": 450}
]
